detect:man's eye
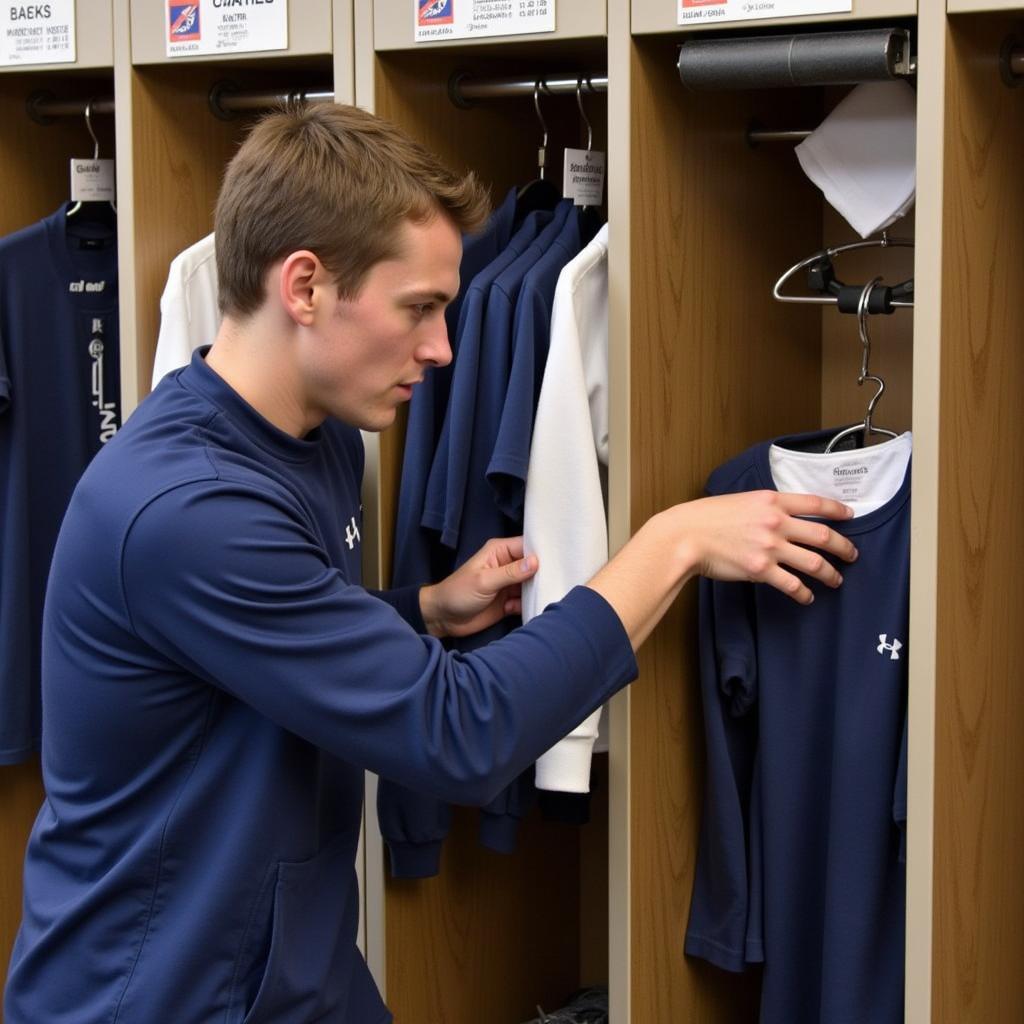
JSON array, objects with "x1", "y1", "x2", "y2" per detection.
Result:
[{"x1": 412, "y1": 303, "x2": 433, "y2": 317}]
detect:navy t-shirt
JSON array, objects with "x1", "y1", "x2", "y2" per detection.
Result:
[
  {"x1": 685, "y1": 428, "x2": 909, "y2": 1024},
  {"x1": 0, "y1": 206, "x2": 119, "y2": 764}
]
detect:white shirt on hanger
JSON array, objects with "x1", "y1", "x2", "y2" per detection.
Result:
[
  {"x1": 523, "y1": 223, "x2": 610, "y2": 793},
  {"x1": 151, "y1": 232, "x2": 219, "y2": 390}
]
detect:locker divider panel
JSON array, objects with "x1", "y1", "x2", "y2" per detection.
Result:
[{"x1": 933, "y1": 10, "x2": 1024, "y2": 1020}]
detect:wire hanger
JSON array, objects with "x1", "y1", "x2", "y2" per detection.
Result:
[
  {"x1": 575, "y1": 75, "x2": 594, "y2": 215},
  {"x1": 515, "y1": 79, "x2": 560, "y2": 215},
  {"x1": 67, "y1": 98, "x2": 117, "y2": 219},
  {"x1": 824, "y1": 277, "x2": 900, "y2": 453},
  {"x1": 774, "y1": 234, "x2": 914, "y2": 314}
]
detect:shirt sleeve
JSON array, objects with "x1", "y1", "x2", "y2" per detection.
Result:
[
  {"x1": 684, "y1": 576, "x2": 760, "y2": 972},
  {"x1": 121, "y1": 481, "x2": 637, "y2": 808}
]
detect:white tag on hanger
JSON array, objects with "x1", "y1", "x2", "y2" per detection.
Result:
[
  {"x1": 70, "y1": 159, "x2": 115, "y2": 202},
  {"x1": 563, "y1": 148, "x2": 605, "y2": 207}
]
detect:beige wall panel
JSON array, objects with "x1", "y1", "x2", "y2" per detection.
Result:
[
  {"x1": 632, "y1": 0, "x2": 917, "y2": 34},
  {"x1": 948, "y1": 0, "x2": 1024, "y2": 11},
  {"x1": 373, "y1": 0, "x2": 605, "y2": 51},
  {"x1": 130, "y1": 0, "x2": 332, "y2": 64},
  {"x1": 932, "y1": 12, "x2": 1024, "y2": 1021}
]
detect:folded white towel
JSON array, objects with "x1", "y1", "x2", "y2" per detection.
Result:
[{"x1": 796, "y1": 81, "x2": 917, "y2": 239}]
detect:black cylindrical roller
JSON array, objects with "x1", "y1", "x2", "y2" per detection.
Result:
[{"x1": 677, "y1": 28, "x2": 910, "y2": 91}]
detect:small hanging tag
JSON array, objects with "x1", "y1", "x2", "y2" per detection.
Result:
[
  {"x1": 70, "y1": 158, "x2": 115, "y2": 202},
  {"x1": 562, "y1": 148, "x2": 605, "y2": 207}
]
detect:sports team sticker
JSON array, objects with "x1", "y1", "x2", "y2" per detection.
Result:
[
  {"x1": 166, "y1": 0, "x2": 288, "y2": 58},
  {"x1": 0, "y1": 1, "x2": 75, "y2": 66},
  {"x1": 677, "y1": 0, "x2": 850, "y2": 26},
  {"x1": 415, "y1": 0, "x2": 555, "y2": 43}
]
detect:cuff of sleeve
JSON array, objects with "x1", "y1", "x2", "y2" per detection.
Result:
[
  {"x1": 684, "y1": 932, "x2": 749, "y2": 973},
  {"x1": 386, "y1": 839, "x2": 443, "y2": 879},
  {"x1": 479, "y1": 812, "x2": 521, "y2": 854},
  {"x1": 562, "y1": 586, "x2": 638, "y2": 691},
  {"x1": 535, "y1": 734, "x2": 598, "y2": 793},
  {"x1": 373, "y1": 585, "x2": 427, "y2": 633}
]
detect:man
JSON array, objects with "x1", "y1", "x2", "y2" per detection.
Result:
[{"x1": 4, "y1": 104, "x2": 856, "y2": 1023}]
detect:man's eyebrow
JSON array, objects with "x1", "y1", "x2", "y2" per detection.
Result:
[{"x1": 400, "y1": 289, "x2": 455, "y2": 305}]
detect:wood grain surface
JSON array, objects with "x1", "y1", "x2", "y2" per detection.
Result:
[
  {"x1": 128, "y1": 58, "x2": 332, "y2": 401},
  {"x1": 933, "y1": 12, "x2": 1024, "y2": 1021}
]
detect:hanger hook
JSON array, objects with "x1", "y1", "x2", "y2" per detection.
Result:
[
  {"x1": 576, "y1": 76, "x2": 593, "y2": 152},
  {"x1": 84, "y1": 97, "x2": 100, "y2": 160},
  {"x1": 533, "y1": 79, "x2": 549, "y2": 180},
  {"x1": 856, "y1": 276, "x2": 883, "y2": 380}
]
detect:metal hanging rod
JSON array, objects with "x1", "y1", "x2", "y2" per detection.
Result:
[
  {"x1": 26, "y1": 92, "x2": 114, "y2": 124},
  {"x1": 748, "y1": 128, "x2": 812, "y2": 145},
  {"x1": 208, "y1": 82, "x2": 334, "y2": 120},
  {"x1": 449, "y1": 72, "x2": 607, "y2": 109}
]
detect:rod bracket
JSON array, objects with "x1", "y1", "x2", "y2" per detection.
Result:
[
  {"x1": 26, "y1": 90, "x2": 56, "y2": 125},
  {"x1": 208, "y1": 80, "x2": 240, "y2": 121},
  {"x1": 1000, "y1": 35, "x2": 1023, "y2": 89}
]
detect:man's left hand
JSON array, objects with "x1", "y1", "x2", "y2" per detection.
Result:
[{"x1": 419, "y1": 537, "x2": 539, "y2": 639}]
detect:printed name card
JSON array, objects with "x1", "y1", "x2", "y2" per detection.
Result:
[
  {"x1": 166, "y1": 0, "x2": 288, "y2": 58},
  {"x1": 677, "y1": 0, "x2": 850, "y2": 27},
  {"x1": 1, "y1": 2, "x2": 75, "y2": 66},
  {"x1": 415, "y1": 0, "x2": 555, "y2": 44}
]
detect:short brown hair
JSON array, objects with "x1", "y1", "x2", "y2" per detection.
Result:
[{"x1": 214, "y1": 102, "x2": 490, "y2": 318}]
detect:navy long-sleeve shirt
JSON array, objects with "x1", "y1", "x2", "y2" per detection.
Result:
[{"x1": 4, "y1": 349, "x2": 637, "y2": 1024}]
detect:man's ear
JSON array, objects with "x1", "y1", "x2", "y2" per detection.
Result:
[{"x1": 278, "y1": 251, "x2": 322, "y2": 326}]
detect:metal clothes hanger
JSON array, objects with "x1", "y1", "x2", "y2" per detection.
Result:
[
  {"x1": 575, "y1": 75, "x2": 594, "y2": 213},
  {"x1": 67, "y1": 98, "x2": 117, "y2": 219},
  {"x1": 824, "y1": 277, "x2": 900, "y2": 453},
  {"x1": 516, "y1": 79, "x2": 560, "y2": 214},
  {"x1": 774, "y1": 234, "x2": 914, "y2": 314}
]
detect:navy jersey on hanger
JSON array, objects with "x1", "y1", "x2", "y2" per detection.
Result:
[
  {"x1": 685, "y1": 428, "x2": 910, "y2": 1024},
  {"x1": 0, "y1": 206, "x2": 119, "y2": 764}
]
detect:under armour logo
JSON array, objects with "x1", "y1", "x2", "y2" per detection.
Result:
[
  {"x1": 877, "y1": 634, "x2": 903, "y2": 660},
  {"x1": 344, "y1": 516, "x2": 361, "y2": 550}
]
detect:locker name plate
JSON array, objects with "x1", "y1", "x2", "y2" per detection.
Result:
[
  {"x1": 414, "y1": 1, "x2": 554, "y2": 44},
  {"x1": 1, "y1": 1, "x2": 75, "y2": 66},
  {"x1": 166, "y1": 0, "x2": 288, "y2": 59},
  {"x1": 677, "y1": 0, "x2": 851, "y2": 27}
]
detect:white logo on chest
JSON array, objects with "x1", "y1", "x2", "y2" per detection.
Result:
[
  {"x1": 877, "y1": 634, "x2": 903, "y2": 660},
  {"x1": 344, "y1": 516, "x2": 361, "y2": 550}
]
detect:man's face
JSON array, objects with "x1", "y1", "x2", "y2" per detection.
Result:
[{"x1": 304, "y1": 213, "x2": 461, "y2": 431}]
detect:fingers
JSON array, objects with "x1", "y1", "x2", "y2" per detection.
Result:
[
  {"x1": 785, "y1": 517, "x2": 859, "y2": 564},
  {"x1": 481, "y1": 536, "x2": 525, "y2": 566},
  {"x1": 776, "y1": 492, "x2": 855, "y2": 523},
  {"x1": 761, "y1": 565, "x2": 815, "y2": 605},
  {"x1": 775, "y1": 541, "x2": 843, "y2": 589}
]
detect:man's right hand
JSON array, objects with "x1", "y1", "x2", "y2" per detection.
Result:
[{"x1": 586, "y1": 490, "x2": 858, "y2": 652}]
